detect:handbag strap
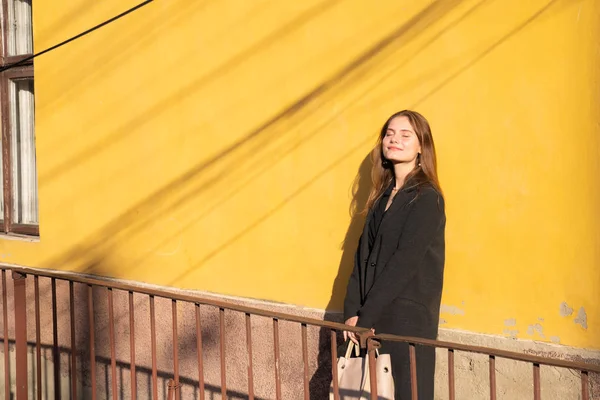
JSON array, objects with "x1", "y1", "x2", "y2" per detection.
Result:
[
  {"x1": 344, "y1": 340, "x2": 363, "y2": 359},
  {"x1": 343, "y1": 338, "x2": 381, "y2": 359}
]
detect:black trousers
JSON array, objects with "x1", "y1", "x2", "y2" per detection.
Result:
[
  {"x1": 380, "y1": 341, "x2": 435, "y2": 400},
  {"x1": 372, "y1": 301, "x2": 438, "y2": 400}
]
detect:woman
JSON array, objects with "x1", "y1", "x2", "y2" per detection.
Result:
[{"x1": 343, "y1": 110, "x2": 445, "y2": 400}]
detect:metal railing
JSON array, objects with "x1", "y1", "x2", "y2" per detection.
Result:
[{"x1": 0, "y1": 265, "x2": 598, "y2": 400}]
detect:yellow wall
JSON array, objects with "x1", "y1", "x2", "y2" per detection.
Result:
[{"x1": 4, "y1": 0, "x2": 598, "y2": 348}]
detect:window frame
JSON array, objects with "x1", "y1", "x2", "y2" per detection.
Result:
[{"x1": 0, "y1": 0, "x2": 37, "y2": 236}]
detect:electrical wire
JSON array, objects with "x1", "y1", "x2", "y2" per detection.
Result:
[{"x1": 0, "y1": 0, "x2": 154, "y2": 73}]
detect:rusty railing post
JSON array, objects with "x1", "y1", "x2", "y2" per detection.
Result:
[
  {"x1": 167, "y1": 379, "x2": 180, "y2": 400},
  {"x1": 330, "y1": 330, "x2": 339, "y2": 400},
  {"x1": 12, "y1": 271, "x2": 27, "y2": 399},
  {"x1": 358, "y1": 330, "x2": 379, "y2": 400},
  {"x1": 582, "y1": 370, "x2": 589, "y2": 400}
]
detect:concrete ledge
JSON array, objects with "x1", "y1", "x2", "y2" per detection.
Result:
[{"x1": 435, "y1": 328, "x2": 600, "y2": 399}]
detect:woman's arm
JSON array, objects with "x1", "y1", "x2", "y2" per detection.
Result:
[
  {"x1": 356, "y1": 188, "x2": 445, "y2": 329},
  {"x1": 343, "y1": 237, "x2": 363, "y2": 321}
]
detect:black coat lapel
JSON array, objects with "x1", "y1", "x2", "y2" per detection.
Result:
[
  {"x1": 381, "y1": 187, "x2": 414, "y2": 223},
  {"x1": 372, "y1": 187, "x2": 417, "y2": 282}
]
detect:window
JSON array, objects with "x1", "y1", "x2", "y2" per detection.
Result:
[{"x1": 0, "y1": 0, "x2": 37, "y2": 236}]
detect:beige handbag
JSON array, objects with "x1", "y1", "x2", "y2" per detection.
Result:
[{"x1": 329, "y1": 341, "x2": 395, "y2": 400}]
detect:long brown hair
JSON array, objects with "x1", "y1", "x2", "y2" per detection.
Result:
[{"x1": 364, "y1": 110, "x2": 442, "y2": 212}]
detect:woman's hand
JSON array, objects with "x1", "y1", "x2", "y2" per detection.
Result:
[{"x1": 343, "y1": 316, "x2": 359, "y2": 344}]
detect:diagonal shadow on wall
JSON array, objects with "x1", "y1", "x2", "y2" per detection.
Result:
[
  {"x1": 39, "y1": 0, "x2": 342, "y2": 184},
  {"x1": 25, "y1": 0, "x2": 575, "y2": 399},
  {"x1": 309, "y1": 0, "x2": 568, "y2": 398}
]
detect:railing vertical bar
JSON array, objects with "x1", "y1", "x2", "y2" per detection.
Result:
[
  {"x1": 409, "y1": 343, "x2": 418, "y2": 400},
  {"x1": 13, "y1": 272, "x2": 27, "y2": 400},
  {"x1": 167, "y1": 379, "x2": 175, "y2": 400},
  {"x1": 108, "y1": 288, "x2": 118, "y2": 400},
  {"x1": 533, "y1": 363, "x2": 541, "y2": 400},
  {"x1": 273, "y1": 318, "x2": 282, "y2": 400},
  {"x1": 172, "y1": 299, "x2": 179, "y2": 400},
  {"x1": 87, "y1": 284, "x2": 97, "y2": 400},
  {"x1": 34, "y1": 276, "x2": 41, "y2": 400},
  {"x1": 368, "y1": 339, "x2": 378, "y2": 400},
  {"x1": 149, "y1": 295, "x2": 158, "y2": 400},
  {"x1": 51, "y1": 278, "x2": 60, "y2": 400},
  {"x1": 330, "y1": 330, "x2": 339, "y2": 400},
  {"x1": 1, "y1": 270, "x2": 8, "y2": 400},
  {"x1": 245, "y1": 313, "x2": 254, "y2": 400},
  {"x1": 489, "y1": 355, "x2": 496, "y2": 400},
  {"x1": 448, "y1": 349, "x2": 455, "y2": 400},
  {"x1": 219, "y1": 307, "x2": 227, "y2": 399},
  {"x1": 69, "y1": 281, "x2": 77, "y2": 400},
  {"x1": 129, "y1": 291, "x2": 137, "y2": 400},
  {"x1": 582, "y1": 370, "x2": 589, "y2": 400},
  {"x1": 195, "y1": 304, "x2": 204, "y2": 400},
  {"x1": 301, "y1": 324, "x2": 309, "y2": 400}
]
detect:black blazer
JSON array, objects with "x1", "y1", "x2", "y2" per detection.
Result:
[{"x1": 343, "y1": 182, "x2": 446, "y2": 338}]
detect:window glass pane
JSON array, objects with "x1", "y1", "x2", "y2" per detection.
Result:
[
  {"x1": 7, "y1": 0, "x2": 33, "y2": 56},
  {"x1": 9, "y1": 78, "x2": 37, "y2": 225}
]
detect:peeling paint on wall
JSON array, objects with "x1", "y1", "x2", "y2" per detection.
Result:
[
  {"x1": 503, "y1": 329, "x2": 519, "y2": 339},
  {"x1": 550, "y1": 336, "x2": 560, "y2": 344},
  {"x1": 574, "y1": 307, "x2": 588, "y2": 329},
  {"x1": 527, "y1": 323, "x2": 545, "y2": 339},
  {"x1": 504, "y1": 318, "x2": 516, "y2": 327},
  {"x1": 439, "y1": 318, "x2": 448, "y2": 325},
  {"x1": 440, "y1": 305, "x2": 465, "y2": 316},
  {"x1": 560, "y1": 302, "x2": 574, "y2": 317}
]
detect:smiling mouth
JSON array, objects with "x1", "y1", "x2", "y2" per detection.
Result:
[{"x1": 388, "y1": 147, "x2": 402, "y2": 151}]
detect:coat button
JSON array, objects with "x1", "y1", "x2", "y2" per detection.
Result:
[{"x1": 370, "y1": 262, "x2": 376, "y2": 267}]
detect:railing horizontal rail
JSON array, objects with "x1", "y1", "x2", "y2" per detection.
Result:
[
  {"x1": 3, "y1": 265, "x2": 362, "y2": 333},
  {"x1": 6, "y1": 265, "x2": 599, "y2": 374},
  {"x1": 374, "y1": 334, "x2": 600, "y2": 373},
  {"x1": 1, "y1": 264, "x2": 599, "y2": 400}
]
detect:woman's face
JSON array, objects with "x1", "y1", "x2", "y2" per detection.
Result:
[{"x1": 382, "y1": 116, "x2": 421, "y2": 165}]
